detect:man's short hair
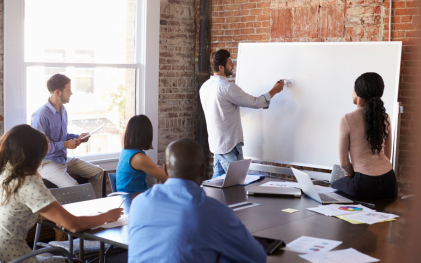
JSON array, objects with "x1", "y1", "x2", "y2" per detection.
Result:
[
  {"x1": 47, "y1": 74, "x2": 71, "y2": 94},
  {"x1": 210, "y1": 49, "x2": 230, "y2": 73}
]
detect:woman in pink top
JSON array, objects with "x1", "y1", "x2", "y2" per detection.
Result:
[{"x1": 331, "y1": 73, "x2": 398, "y2": 199}]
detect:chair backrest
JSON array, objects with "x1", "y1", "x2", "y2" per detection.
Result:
[
  {"x1": 49, "y1": 183, "x2": 96, "y2": 205},
  {"x1": 108, "y1": 173, "x2": 117, "y2": 192},
  {"x1": 109, "y1": 172, "x2": 156, "y2": 193}
]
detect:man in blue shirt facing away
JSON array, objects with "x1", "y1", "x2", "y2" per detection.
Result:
[
  {"x1": 129, "y1": 138, "x2": 266, "y2": 263},
  {"x1": 32, "y1": 74, "x2": 104, "y2": 198}
]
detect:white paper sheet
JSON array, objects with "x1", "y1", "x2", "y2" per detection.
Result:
[
  {"x1": 259, "y1": 181, "x2": 300, "y2": 188},
  {"x1": 204, "y1": 174, "x2": 263, "y2": 185},
  {"x1": 91, "y1": 214, "x2": 129, "y2": 230},
  {"x1": 342, "y1": 212, "x2": 399, "y2": 225},
  {"x1": 286, "y1": 236, "x2": 342, "y2": 254},
  {"x1": 62, "y1": 196, "x2": 124, "y2": 217},
  {"x1": 299, "y1": 248, "x2": 380, "y2": 263},
  {"x1": 259, "y1": 181, "x2": 336, "y2": 194},
  {"x1": 307, "y1": 204, "x2": 375, "y2": 217}
]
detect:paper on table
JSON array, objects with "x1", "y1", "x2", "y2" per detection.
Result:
[
  {"x1": 299, "y1": 248, "x2": 380, "y2": 263},
  {"x1": 285, "y1": 236, "x2": 342, "y2": 254},
  {"x1": 260, "y1": 181, "x2": 336, "y2": 194},
  {"x1": 335, "y1": 215, "x2": 396, "y2": 224},
  {"x1": 91, "y1": 214, "x2": 129, "y2": 230},
  {"x1": 342, "y1": 212, "x2": 399, "y2": 225},
  {"x1": 259, "y1": 181, "x2": 300, "y2": 188},
  {"x1": 205, "y1": 174, "x2": 263, "y2": 185},
  {"x1": 307, "y1": 204, "x2": 375, "y2": 217},
  {"x1": 62, "y1": 196, "x2": 124, "y2": 217}
]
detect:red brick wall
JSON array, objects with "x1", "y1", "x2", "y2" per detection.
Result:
[
  {"x1": 159, "y1": 0, "x2": 197, "y2": 164},
  {"x1": 384, "y1": 0, "x2": 420, "y2": 195},
  {"x1": 195, "y1": 0, "x2": 420, "y2": 192}
]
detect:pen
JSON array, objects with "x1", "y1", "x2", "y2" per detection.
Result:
[{"x1": 118, "y1": 197, "x2": 127, "y2": 208}]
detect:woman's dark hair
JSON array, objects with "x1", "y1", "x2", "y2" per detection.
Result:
[
  {"x1": 354, "y1": 72, "x2": 390, "y2": 155},
  {"x1": 124, "y1": 115, "x2": 153, "y2": 151},
  {"x1": 0, "y1": 124, "x2": 49, "y2": 205},
  {"x1": 47, "y1": 73, "x2": 71, "y2": 94},
  {"x1": 210, "y1": 49, "x2": 231, "y2": 73}
]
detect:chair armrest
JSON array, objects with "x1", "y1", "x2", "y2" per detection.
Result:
[
  {"x1": 107, "y1": 192, "x2": 129, "y2": 197},
  {"x1": 9, "y1": 247, "x2": 74, "y2": 263}
]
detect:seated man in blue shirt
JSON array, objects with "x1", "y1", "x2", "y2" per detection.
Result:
[
  {"x1": 32, "y1": 74, "x2": 104, "y2": 198},
  {"x1": 129, "y1": 138, "x2": 266, "y2": 263}
]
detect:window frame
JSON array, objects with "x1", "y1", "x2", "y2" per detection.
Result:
[{"x1": 4, "y1": 0, "x2": 160, "y2": 168}]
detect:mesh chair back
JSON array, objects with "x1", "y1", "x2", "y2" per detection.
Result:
[
  {"x1": 109, "y1": 173, "x2": 156, "y2": 193},
  {"x1": 108, "y1": 173, "x2": 117, "y2": 192},
  {"x1": 49, "y1": 183, "x2": 96, "y2": 205}
]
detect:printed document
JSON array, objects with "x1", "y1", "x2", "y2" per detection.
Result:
[
  {"x1": 307, "y1": 204, "x2": 375, "y2": 217},
  {"x1": 260, "y1": 181, "x2": 336, "y2": 194},
  {"x1": 299, "y1": 248, "x2": 380, "y2": 263},
  {"x1": 342, "y1": 212, "x2": 399, "y2": 225},
  {"x1": 285, "y1": 236, "x2": 342, "y2": 254}
]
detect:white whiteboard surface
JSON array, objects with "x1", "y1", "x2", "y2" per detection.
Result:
[{"x1": 236, "y1": 42, "x2": 402, "y2": 169}]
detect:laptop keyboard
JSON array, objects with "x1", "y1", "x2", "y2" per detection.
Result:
[{"x1": 319, "y1": 194, "x2": 338, "y2": 202}]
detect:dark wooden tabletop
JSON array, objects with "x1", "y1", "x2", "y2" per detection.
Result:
[{"x1": 59, "y1": 178, "x2": 409, "y2": 262}]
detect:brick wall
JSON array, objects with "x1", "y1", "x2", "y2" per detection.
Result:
[
  {"x1": 384, "y1": 0, "x2": 420, "y2": 195},
  {"x1": 158, "y1": 0, "x2": 197, "y2": 165},
  {"x1": 195, "y1": 0, "x2": 420, "y2": 192}
]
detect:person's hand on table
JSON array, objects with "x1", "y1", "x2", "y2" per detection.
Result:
[
  {"x1": 78, "y1": 133, "x2": 90, "y2": 143},
  {"x1": 104, "y1": 208, "x2": 124, "y2": 222},
  {"x1": 64, "y1": 139, "x2": 82, "y2": 149}
]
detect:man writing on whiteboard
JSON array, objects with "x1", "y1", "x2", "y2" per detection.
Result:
[
  {"x1": 31, "y1": 74, "x2": 104, "y2": 198},
  {"x1": 200, "y1": 49, "x2": 284, "y2": 178}
]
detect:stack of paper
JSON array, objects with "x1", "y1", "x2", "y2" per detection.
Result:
[
  {"x1": 341, "y1": 212, "x2": 399, "y2": 225},
  {"x1": 285, "y1": 236, "x2": 342, "y2": 254},
  {"x1": 259, "y1": 181, "x2": 336, "y2": 194},
  {"x1": 91, "y1": 214, "x2": 129, "y2": 230},
  {"x1": 299, "y1": 248, "x2": 380, "y2": 263},
  {"x1": 286, "y1": 236, "x2": 380, "y2": 263},
  {"x1": 204, "y1": 174, "x2": 264, "y2": 185},
  {"x1": 306, "y1": 204, "x2": 399, "y2": 225},
  {"x1": 306, "y1": 204, "x2": 375, "y2": 217}
]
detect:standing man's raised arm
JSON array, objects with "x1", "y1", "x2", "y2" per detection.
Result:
[{"x1": 226, "y1": 80, "x2": 284, "y2": 109}]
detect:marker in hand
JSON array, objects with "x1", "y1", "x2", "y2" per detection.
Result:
[{"x1": 277, "y1": 79, "x2": 295, "y2": 87}]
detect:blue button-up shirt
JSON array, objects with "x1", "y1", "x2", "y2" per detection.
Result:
[
  {"x1": 31, "y1": 100, "x2": 79, "y2": 165},
  {"x1": 128, "y1": 178, "x2": 266, "y2": 263}
]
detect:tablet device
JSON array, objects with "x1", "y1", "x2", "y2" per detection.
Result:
[
  {"x1": 80, "y1": 124, "x2": 104, "y2": 140},
  {"x1": 254, "y1": 236, "x2": 285, "y2": 255}
]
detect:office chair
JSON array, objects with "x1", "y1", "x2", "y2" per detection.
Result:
[{"x1": 107, "y1": 172, "x2": 157, "y2": 197}]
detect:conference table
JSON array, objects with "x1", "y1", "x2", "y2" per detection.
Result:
[{"x1": 44, "y1": 178, "x2": 409, "y2": 262}]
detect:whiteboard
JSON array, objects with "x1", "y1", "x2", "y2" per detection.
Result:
[{"x1": 236, "y1": 42, "x2": 402, "y2": 169}]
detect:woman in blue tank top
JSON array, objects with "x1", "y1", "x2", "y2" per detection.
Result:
[{"x1": 116, "y1": 115, "x2": 167, "y2": 193}]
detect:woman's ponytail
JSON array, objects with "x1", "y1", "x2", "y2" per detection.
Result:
[{"x1": 355, "y1": 73, "x2": 390, "y2": 155}]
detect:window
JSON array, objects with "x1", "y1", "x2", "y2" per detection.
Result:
[{"x1": 5, "y1": 0, "x2": 160, "y2": 167}]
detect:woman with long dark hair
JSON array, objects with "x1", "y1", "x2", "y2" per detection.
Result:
[
  {"x1": 331, "y1": 73, "x2": 398, "y2": 199},
  {"x1": 0, "y1": 125, "x2": 123, "y2": 263},
  {"x1": 116, "y1": 115, "x2": 167, "y2": 193}
]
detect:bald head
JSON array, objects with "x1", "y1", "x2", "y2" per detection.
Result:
[{"x1": 165, "y1": 139, "x2": 205, "y2": 184}]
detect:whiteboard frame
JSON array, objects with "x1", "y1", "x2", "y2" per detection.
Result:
[{"x1": 236, "y1": 42, "x2": 402, "y2": 170}]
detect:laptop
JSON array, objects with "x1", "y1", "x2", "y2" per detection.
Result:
[
  {"x1": 247, "y1": 185, "x2": 301, "y2": 197},
  {"x1": 202, "y1": 159, "x2": 252, "y2": 188},
  {"x1": 291, "y1": 168, "x2": 353, "y2": 204},
  {"x1": 329, "y1": 164, "x2": 346, "y2": 184}
]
